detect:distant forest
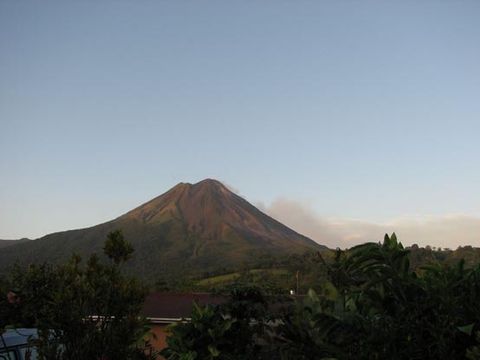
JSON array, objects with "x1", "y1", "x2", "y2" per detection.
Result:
[{"x1": 158, "y1": 240, "x2": 480, "y2": 294}]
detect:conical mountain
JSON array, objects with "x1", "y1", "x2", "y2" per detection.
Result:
[{"x1": 0, "y1": 179, "x2": 324, "y2": 280}]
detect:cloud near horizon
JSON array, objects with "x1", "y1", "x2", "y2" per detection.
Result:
[{"x1": 257, "y1": 198, "x2": 480, "y2": 249}]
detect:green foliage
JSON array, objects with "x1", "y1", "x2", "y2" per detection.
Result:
[
  {"x1": 162, "y1": 233, "x2": 480, "y2": 360},
  {"x1": 192, "y1": 250, "x2": 332, "y2": 295},
  {"x1": 0, "y1": 230, "x2": 156, "y2": 360},
  {"x1": 162, "y1": 286, "x2": 271, "y2": 360},
  {"x1": 161, "y1": 303, "x2": 234, "y2": 360},
  {"x1": 275, "y1": 233, "x2": 480, "y2": 359},
  {"x1": 275, "y1": 290, "x2": 332, "y2": 359},
  {"x1": 4, "y1": 231, "x2": 480, "y2": 359}
]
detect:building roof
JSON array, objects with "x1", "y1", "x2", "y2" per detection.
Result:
[{"x1": 142, "y1": 292, "x2": 227, "y2": 323}]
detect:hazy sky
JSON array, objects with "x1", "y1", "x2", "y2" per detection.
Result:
[{"x1": 1, "y1": 1, "x2": 480, "y2": 246}]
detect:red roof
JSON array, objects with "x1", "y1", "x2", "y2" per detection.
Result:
[{"x1": 142, "y1": 292, "x2": 227, "y2": 322}]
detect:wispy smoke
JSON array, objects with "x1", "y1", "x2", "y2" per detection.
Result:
[
  {"x1": 222, "y1": 181, "x2": 241, "y2": 195},
  {"x1": 258, "y1": 198, "x2": 480, "y2": 249}
]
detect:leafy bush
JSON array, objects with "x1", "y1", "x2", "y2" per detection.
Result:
[
  {"x1": 274, "y1": 234, "x2": 480, "y2": 359},
  {"x1": 161, "y1": 286, "x2": 272, "y2": 360}
]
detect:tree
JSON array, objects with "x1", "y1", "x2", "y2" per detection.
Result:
[
  {"x1": 1, "y1": 230, "x2": 156, "y2": 360},
  {"x1": 103, "y1": 229, "x2": 134, "y2": 265}
]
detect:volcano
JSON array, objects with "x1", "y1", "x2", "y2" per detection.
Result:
[{"x1": 0, "y1": 179, "x2": 324, "y2": 280}]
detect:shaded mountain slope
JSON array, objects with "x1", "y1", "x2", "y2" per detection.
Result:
[
  {"x1": 0, "y1": 238, "x2": 30, "y2": 249},
  {"x1": 0, "y1": 179, "x2": 324, "y2": 280}
]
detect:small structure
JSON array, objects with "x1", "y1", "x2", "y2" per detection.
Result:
[{"x1": 142, "y1": 293, "x2": 227, "y2": 352}]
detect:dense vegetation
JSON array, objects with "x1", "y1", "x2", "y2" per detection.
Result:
[
  {"x1": 177, "y1": 241, "x2": 480, "y2": 295},
  {"x1": 162, "y1": 234, "x2": 480, "y2": 359},
  {"x1": 0, "y1": 231, "x2": 156, "y2": 360},
  {"x1": 3, "y1": 231, "x2": 480, "y2": 359}
]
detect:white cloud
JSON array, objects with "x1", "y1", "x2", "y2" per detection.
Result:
[{"x1": 259, "y1": 198, "x2": 480, "y2": 249}]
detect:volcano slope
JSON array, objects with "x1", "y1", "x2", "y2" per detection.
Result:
[{"x1": 0, "y1": 179, "x2": 324, "y2": 281}]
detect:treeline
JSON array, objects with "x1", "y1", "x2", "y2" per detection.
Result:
[{"x1": 187, "y1": 241, "x2": 480, "y2": 295}]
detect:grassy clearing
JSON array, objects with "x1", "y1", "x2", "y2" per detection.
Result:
[{"x1": 197, "y1": 268, "x2": 289, "y2": 286}]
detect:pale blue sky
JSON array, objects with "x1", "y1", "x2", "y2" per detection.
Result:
[{"x1": 1, "y1": 1, "x2": 480, "y2": 242}]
